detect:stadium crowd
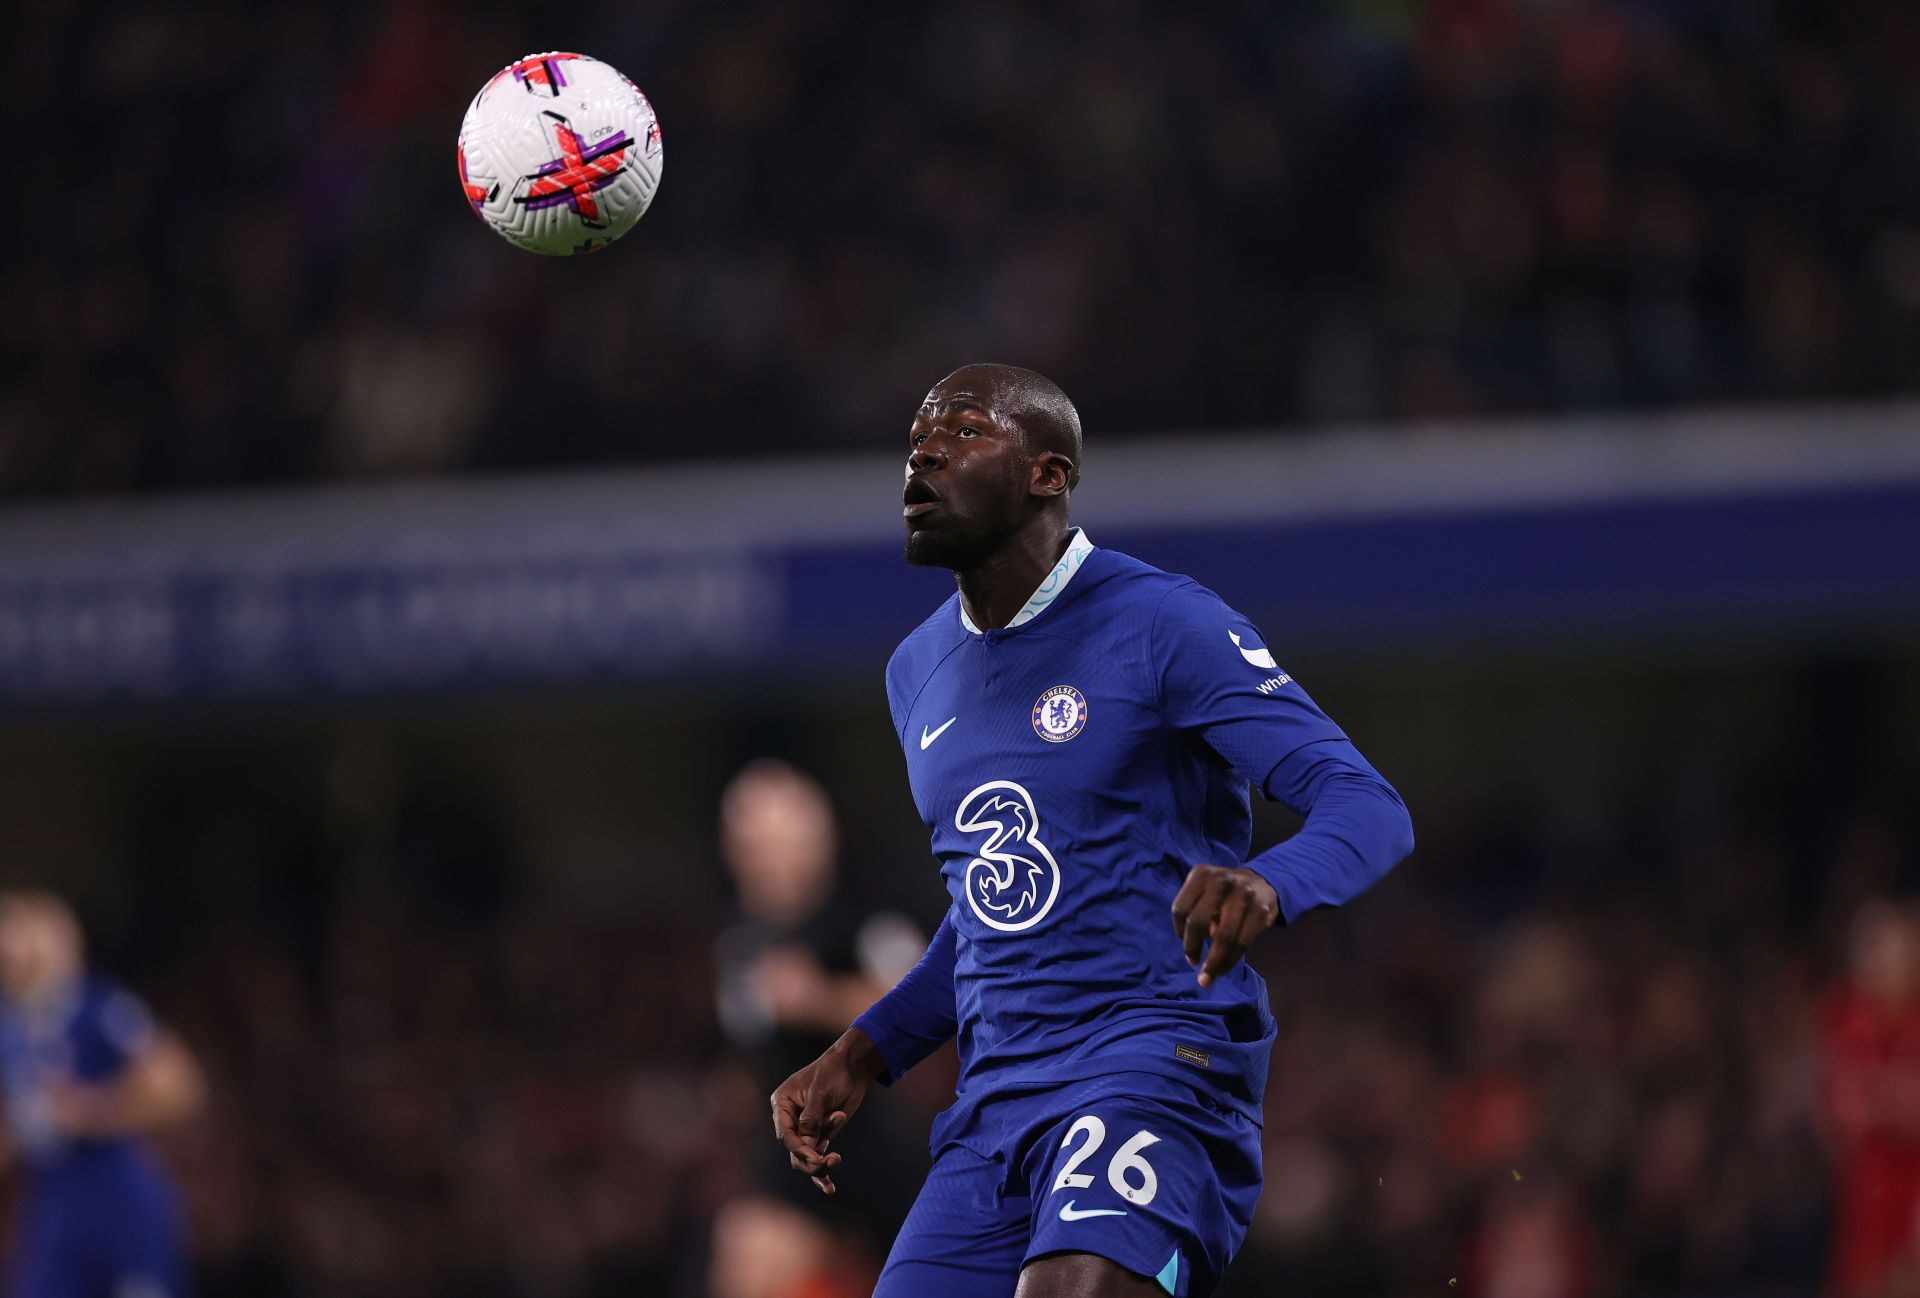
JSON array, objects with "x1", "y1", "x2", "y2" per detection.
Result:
[
  {"x1": 65, "y1": 749, "x2": 1901, "y2": 1298},
  {"x1": 5, "y1": 0, "x2": 1920, "y2": 494}
]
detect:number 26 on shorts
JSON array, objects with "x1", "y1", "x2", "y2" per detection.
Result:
[{"x1": 1051, "y1": 1115, "x2": 1162, "y2": 1205}]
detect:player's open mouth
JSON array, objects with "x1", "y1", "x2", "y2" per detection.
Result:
[{"x1": 903, "y1": 478, "x2": 941, "y2": 519}]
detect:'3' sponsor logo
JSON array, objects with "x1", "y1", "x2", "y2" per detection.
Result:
[{"x1": 956, "y1": 780, "x2": 1062, "y2": 932}]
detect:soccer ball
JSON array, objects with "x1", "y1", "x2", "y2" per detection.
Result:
[{"x1": 457, "y1": 52, "x2": 663, "y2": 256}]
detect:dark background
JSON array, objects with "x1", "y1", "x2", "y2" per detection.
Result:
[
  {"x1": 7, "y1": 1, "x2": 1920, "y2": 492},
  {"x1": 3, "y1": 3, "x2": 1920, "y2": 1297}
]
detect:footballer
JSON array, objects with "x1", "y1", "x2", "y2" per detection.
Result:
[
  {"x1": 0, "y1": 892, "x2": 204, "y2": 1298},
  {"x1": 770, "y1": 365, "x2": 1415, "y2": 1296}
]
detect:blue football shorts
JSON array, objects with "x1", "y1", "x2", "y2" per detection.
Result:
[
  {"x1": 12, "y1": 1165, "x2": 188, "y2": 1298},
  {"x1": 873, "y1": 1075, "x2": 1262, "y2": 1298}
]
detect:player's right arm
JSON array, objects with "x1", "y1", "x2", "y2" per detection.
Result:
[
  {"x1": 49, "y1": 1025, "x2": 205, "y2": 1140},
  {"x1": 771, "y1": 910, "x2": 958, "y2": 1193}
]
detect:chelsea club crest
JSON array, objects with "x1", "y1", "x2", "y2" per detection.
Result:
[{"x1": 1032, "y1": 685, "x2": 1088, "y2": 743}]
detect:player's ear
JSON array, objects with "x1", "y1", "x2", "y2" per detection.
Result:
[{"x1": 1029, "y1": 452, "x2": 1073, "y2": 501}]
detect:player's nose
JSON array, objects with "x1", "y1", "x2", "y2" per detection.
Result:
[{"x1": 909, "y1": 441, "x2": 944, "y2": 473}]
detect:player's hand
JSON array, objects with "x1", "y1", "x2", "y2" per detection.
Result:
[
  {"x1": 1171, "y1": 864, "x2": 1280, "y2": 988},
  {"x1": 770, "y1": 1027, "x2": 886, "y2": 1196}
]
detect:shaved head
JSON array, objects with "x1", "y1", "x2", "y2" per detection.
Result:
[
  {"x1": 933, "y1": 364, "x2": 1082, "y2": 491},
  {"x1": 904, "y1": 362, "x2": 1083, "y2": 575}
]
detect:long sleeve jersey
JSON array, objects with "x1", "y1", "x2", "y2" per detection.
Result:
[{"x1": 853, "y1": 530, "x2": 1413, "y2": 1145}]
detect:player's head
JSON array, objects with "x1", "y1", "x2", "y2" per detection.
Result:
[
  {"x1": 720, "y1": 760, "x2": 839, "y2": 925},
  {"x1": 903, "y1": 363, "x2": 1082, "y2": 569},
  {"x1": 0, "y1": 891, "x2": 84, "y2": 1003}
]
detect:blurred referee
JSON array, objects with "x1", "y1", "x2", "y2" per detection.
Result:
[
  {"x1": 0, "y1": 893, "x2": 204, "y2": 1298},
  {"x1": 711, "y1": 761, "x2": 930, "y2": 1293}
]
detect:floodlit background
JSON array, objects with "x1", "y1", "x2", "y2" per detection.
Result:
[{"x1": 3, "y1": 3, "x2": 1920, "y2": 1297}]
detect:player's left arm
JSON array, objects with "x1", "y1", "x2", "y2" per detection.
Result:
[
  {"x1": 50, "y1": 992, "x2": 206, "y2": 1140},
  {"x1": 749, "y1": 913, "x2": 932, "y2": 1036},
  {"x1": 1155, "y1": 583, "x2": 1415, "y2": 985}
]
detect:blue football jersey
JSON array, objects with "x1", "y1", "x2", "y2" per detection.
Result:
[
  {"x1": 0, "y1": 975, "x2": 188, "y2": 1297},
  {"x1": 0, "y1": 973, "x2": 155, "y2": 1169},
  {"x1": 861, "y1": 530, "x2": 1410, "y2": 1146}
]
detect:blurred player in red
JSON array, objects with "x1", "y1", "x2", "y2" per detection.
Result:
[
  {"x1": 1822, "y1": 900, "x2": 1920, "y2": 1297},
  {"x1": 0, "y1": 892, "x2": 205, "y2": 1298}
]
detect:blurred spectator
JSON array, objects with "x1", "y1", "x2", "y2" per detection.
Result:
[
  {"x1": 0, "y1": 892, "x2": 205, "y2": 1298},
  {"x1": 6, "y1": 2, "x2": 1920, "y2": 496},
  {"x1": 1820, "y1": 901, "x2": 1920, "y2": 1298},
  {"x1": 1224, "y1": 893, "x2": 1834, "y2": 1298},
  {"x1": 712, "y1": 759, "x2": 929, "y2": 1297}
]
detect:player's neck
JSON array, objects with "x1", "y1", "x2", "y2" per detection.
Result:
[{"x1": 955, "y1": 518, "x2": 1072, "y2": 631}]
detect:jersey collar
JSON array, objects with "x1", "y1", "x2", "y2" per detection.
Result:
[{"x1": 959, "y1": 527, "x2": 1095, "y2": 635}]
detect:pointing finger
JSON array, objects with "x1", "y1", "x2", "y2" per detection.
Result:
[
  {"x1": 1198, "y1": 930, "x2": 1246, "y2": 986},
  {"x1": 1199, "y1": 889, "x2": 1250, "y2": 986}
]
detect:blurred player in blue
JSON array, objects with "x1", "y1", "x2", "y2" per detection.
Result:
[
  {"x1": 771, "y1": 365, "x2": 1415, "y2": 1297},
  {"x1": 0, "y1": 893, "x2": 204, "y2": 1298}
]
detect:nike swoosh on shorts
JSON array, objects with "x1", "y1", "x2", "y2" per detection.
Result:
[{"x1": 1057, "y1": 1200, "x2": 1129, "y2": 1221}]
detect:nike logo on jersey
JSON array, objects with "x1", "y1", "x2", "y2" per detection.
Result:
[
  {"x1": 1058, "y1": 1200, "x2": 1129, "y2": 1221},
  {"x1": 1229, "y1": 630, "x2": 1278, "y2": 670},
  {"x1": 920, "y1": 717, "x2": 958, "y2": 749}
]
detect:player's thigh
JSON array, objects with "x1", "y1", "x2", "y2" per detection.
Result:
[
  {"x1": 875, "y1": 1143, "x2": 1031, "y2": 1298},
  {"x1": 1019, "y1": 1091, "x2": 1260, "y2": 1298},
  {"x1": 1015, "y1": 1251, "x2": 1165, "y2": 1296}
]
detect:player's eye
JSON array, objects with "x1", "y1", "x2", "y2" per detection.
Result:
[
  {"x1": 956, "y1": 426, "x2": 978, "y2": 437},
  {"x1": 912, "y1": 433, "x2": 927, "y2": 447}
]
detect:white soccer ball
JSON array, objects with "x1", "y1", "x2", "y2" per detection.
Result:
[{"x1": 457, "y1": 52, "x2": 663, "y2": 256}]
